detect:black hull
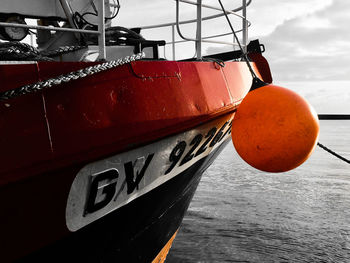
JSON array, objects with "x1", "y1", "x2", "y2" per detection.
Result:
[{"x1": 20, "y1": 140, "x2": 229, "y2": 263}]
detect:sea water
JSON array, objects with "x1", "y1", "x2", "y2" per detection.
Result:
[{"x1": 167, "y1": 120, "x2": 350, "y2": 263}]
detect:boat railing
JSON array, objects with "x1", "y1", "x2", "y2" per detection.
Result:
[
  {"x1": 0, "y1": 0, "x2": 107, "y2": 60},
  {"x1": 0, "y1": 0, "x2": 251, "y2": 61},
  {"x1": 139, "y1": 0, "x2": 252, "y2": 59}
]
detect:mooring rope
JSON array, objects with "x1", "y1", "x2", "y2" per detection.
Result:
[
  {"x1": 317, "y1": 142, "x2": 350, "y2": 164},
  {"x1": 0, "y1": 42, "x2": 53, "y2": 61},
  {"x1": 217, "y1": 0, "x2": 266, "y2": 91}
]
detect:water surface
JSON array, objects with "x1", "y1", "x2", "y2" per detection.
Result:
[{"x1": 167, "y1": 120, "x2": 350, "y2": 262}]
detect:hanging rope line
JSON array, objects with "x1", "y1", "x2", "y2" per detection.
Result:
[
  {"x1": 317, "y1": 115, "x2": 349, "y2": 164},
  {"x1": 217, "y1": 1, "x2": 349, "y2": 165},
  {"x1": 317, "y1": 142, "x2": 350, "y2": 164},
  {"x1": 217, "y1": 0, "x2": 254, "y2": 77},
  {"x1": 0, "y1": 42, "x2": 89, "y2": 61},
  {"x1": 0, "y1": 52, "x2": 145, "y2": 101},
  {"x1": 217, "y1": 0, "x2": 266, "y2": 90},
  {"x1": 0, "y1": 42, "x2": 53, "y2": 61}
]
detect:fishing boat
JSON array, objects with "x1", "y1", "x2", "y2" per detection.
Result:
[{"x1": 0, "y1": 0, "x2": 319, "y2": 262}]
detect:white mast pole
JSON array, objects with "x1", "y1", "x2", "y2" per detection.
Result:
[
  {"x1": 242, "y1": 0, "x2": 247, "y2": 52},
  {"x1": 98, "y1": 0, "x2": 106, "y2": 60},
  {"x1": 196, "y1": 0, "x2": 202, "y2": 59}
]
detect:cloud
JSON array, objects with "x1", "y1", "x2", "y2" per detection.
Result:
[
  {"x1": 261, "y1": 0, "x2": 350, "y2": 82},
  {"x1": 248, "y1": 0, "x2": 333, "y2": 37},
  {"x1": 113, "y1": 0, "x2": 350, "y2": 80}
]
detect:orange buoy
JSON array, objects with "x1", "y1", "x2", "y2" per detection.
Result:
[{"x1": 232, "y1": 84, "x2": 319, "y2": 173}]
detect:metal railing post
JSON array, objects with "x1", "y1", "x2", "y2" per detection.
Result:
[
  {"x1": 98, "y1": 0, "x2": 106, "y2": 60},
  {"x1": 242, "y1": 0, "x2": 247, "y2": 52},
  {"x1": 172, "y1": 24, "x2": 176, "y2": 60},
  {"x1": 196, "y1": 0, "x2": 202, "y2": 59},
  {"x1": 0, "y1": 0, "x2": 252, "y2": 61}
]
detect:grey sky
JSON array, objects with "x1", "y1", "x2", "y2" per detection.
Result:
[
  {"x1": 114, "y1": 0, "x2": 349, "y2": 113},
  {"x1": 251, "y1": 0, "x2": 350, "y2": 113},
  {"x1": 257, "y1": 0, "x2": 350, "y2": 82},
  {"x1": 116, "y1": 0, "x2": 349, "y2": 80}
]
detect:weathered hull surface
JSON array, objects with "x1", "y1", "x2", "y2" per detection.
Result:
[
  {"x1": 21, "y1": 120, "x2": 231, "y2": 262},
  {"x1": 0, "y1": 60, "x2": 253, "y2": 262}
]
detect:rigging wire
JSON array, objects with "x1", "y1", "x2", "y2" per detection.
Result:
[
  {"x1": 217, "y1": 0, "x2": 266, "y2": 90},
  {"x1": 217, "y1": 0, "x2": 255, "y2": 77}
]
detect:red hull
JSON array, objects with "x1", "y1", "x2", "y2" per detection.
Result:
[
  {"x1": 0, "y1": 60, "x2": 255, "y2": 185},
  {"x1": 0, "y1": 60, "x2": 256, "y2": 260}
]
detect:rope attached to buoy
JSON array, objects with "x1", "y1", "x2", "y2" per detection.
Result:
[
  {"x1": 217, "y1": 0, "x2": 267, "y2": 91},
  {"x1": 317, "y1": 142, "x2": 350, "y2": 164}
]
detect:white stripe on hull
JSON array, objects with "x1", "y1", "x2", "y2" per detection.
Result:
[{"x1": 66, "y1": 114, "x2": 233, "y2": 231}]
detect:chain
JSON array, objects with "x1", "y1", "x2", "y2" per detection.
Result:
[
  {"x1": 41, "y1": 46, "x2": 87, "y2": 57},
  {"x1": 0, "y1": 42, "x2": 86, "y2": 61},
  {"x1": 0, "y1": 52, "x2": 145, "y2": 102}
]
